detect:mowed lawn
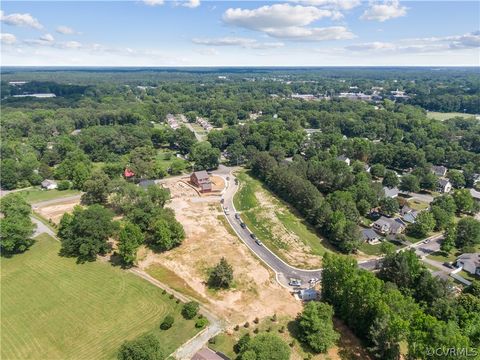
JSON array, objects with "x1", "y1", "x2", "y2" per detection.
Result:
[
  {"x1": 426, "y1": 111, "x2": 477, "y2": 121},
  {"x1": 1, "y1": 234, "x2": 199, "y2": 360},
  {"x1": 17, "y1": 187, "x2": 81, "y2": 204}
]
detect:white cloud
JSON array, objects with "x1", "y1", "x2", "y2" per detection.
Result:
[
  {"x1": 63, "y1": 41, "x2": 82, "y2": 49},
  {"x1": 223, "y1": 4, "x2": 341, "y2": 30},
  {"x1": 40, "y1": 33, "x2": 55, "y2": 42},
  {"x1": 361, "y1": 1, "x2": 407, "y2": 22},
  {"x1": 0, "y1": 11, "x2": 43, "y2": 29},
  {"x1": 182, "y1": 0, "x2": 200, "y2": 8},
  {"x1": 143, "y1": 0, "x2": 164, "y2": 6},
  {"x1": 192, "y1": 37, "x2": 284, "y2": 49},
  {"x1": 296, "y1": 0, "x2": 361, "y2": 10},
  {"x1": 346, "y1": 31, "x2": 480, "y2": 53},
  {"x1": 1, "y1": 33, "x2": 17, "y2": 44},
  {"x1": 222, "y1": 3, "x2": 352, "y2": 42},
  {"x1": 263, "y1": 26, "x2": 355, "y2": 41},
  {"x1": 56, "y1": 25, "x2": 77, "y2": 35}
]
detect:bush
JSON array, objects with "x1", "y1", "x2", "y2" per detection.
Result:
[
  {"x1": 234, "y1": 325, "x2": 240, "y2": 331},
  {"x1": 182, "y1": 301, "x2": 200, "y2": 319},
  {"x1": 208, "y1": 257, "x2": 234, "y2": 289},
  {"x1": 209, "y1": 337, "x2": 216, "y2": 344},
  {"x1": 195, "y1": 317, "x2": 208, "y2": 328},
  {"x1": 253, "y1": 317, "x2": 259, "y2": 324},
  {"x1": 244, "y1": 322, "x2": 250, "y2": 328},
  {"x1": 253, "y1": 328, "x2": 259, "y2": 334},
  {"x1": 160, "y1": 315, "x2": 174, "y2": 330},
  {"x1": 57, "y1": 180, "x2": 71, "y2": 190}
]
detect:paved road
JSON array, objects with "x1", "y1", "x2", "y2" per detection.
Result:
[
  {"x1": 217, "y1": 167, "x2": 322, "y2": 288},
  {"x1": 31, "y1": 216, "x2": 57, "y2": 238},
  {"x1": 31, "y1": 194, "x2": 82, "y2": 209}
]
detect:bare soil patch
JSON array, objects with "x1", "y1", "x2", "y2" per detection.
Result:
[
  {"x1": 34, "y1": 198, "x2": 80, "y2": 224},
  {"x1": 139, "y1": 177, "x2": 302, "y2": 324}
]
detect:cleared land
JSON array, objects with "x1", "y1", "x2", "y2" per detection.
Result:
[
  {"x1": 234, "y1": 171, "x2": 332, "y2": 268},
  {"x1": 426, "y1": 111, "x2": 478, "y2": 121},
  {"x1": 139, "y1": 177, "x2": 302, "y2": 324},
  {"x1": 209, "y1": 316, "x2": 372, "y2": 360},
  {"x1": 34, "y1": 197, "x2": 81, "y2": 225},
  {"x1": 17, "y1": 187, "x2": 81, "y2": 204},
  {"x1": 1, "y1": 234, "x2": 199, "y2": 360}
]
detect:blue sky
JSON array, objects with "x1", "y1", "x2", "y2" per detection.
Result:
[{"x1": 1, "y1": 1, "x2": 479, "y2": 66}]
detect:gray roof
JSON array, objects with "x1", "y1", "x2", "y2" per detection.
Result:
[
  {"x1": 383, "y1": 187, "x2": 399, "y2": 198},
  {"x1": 362, "y1": 228, "x2": 379, "y2": 240},
  {"x1": 470, "y1": 188, "x2": 480, "y2": 200},
  {"x1": 374, "y1": 217, "x2": 392, "y2": 228},
  {"x1": 337, "y1": 155, "x2": 349, "y2": 161},
  {"x1": 41, "y1": 179, "x2": 57, "y2": 186},
  {"x1": 457, "y1": 253, "x2": 480, "y2": 262},
  {"x1": 432, "y1": 165, "x2": 447, "y2": 176},
  {"x1": 438, "y1": 178, "x2": 451, "y2": 187}
]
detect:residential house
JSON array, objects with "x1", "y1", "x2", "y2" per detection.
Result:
[
  {"x1": 470, "y1": 188, "x2": 480, "y2": 202},
  {"x1": 41, "y1": 179, "x2": 58, "y2": 190},
  {"x1": 383, "y1": 186, "x2": 399, "y2": 198},
  {"x1": 456, "y1": 253, "x2": 480, "y2": 276},
  {"x1": 190, "y1": 170, "x2": 212, "y2": 192},
  {"x1": 437, "y1": 178, "x2": 452, "y2": 193},
  {"x1": 299, "y1": 288, "x2": 318, "y2": 301},
  {"x1": 362, "y1": 228, "x2": 381, "y2": 244},
  {"x1": 192, "y1": 348, "x2": 227, "y2": 360},
  {"x1": 373, "y1": 216, "x2": 406, "y2": 235},
  {"x1": 400, "y1": 205, "x2": 419, "y2": 223},
  {"x1": 431, "y1": 165, "x2": 448, "y2": 177},
  {"x1": 336, "y1": 155, "x2": 351, "y2": 166}
]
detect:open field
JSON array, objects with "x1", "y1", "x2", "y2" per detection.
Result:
[
  {"x1": 426, "y1": 111, "x2": 478, "y2": 121},
  {"x1": 234, "y1": 171, "x2": 332, "y2": 268},
  {"x1": 17, "y1": 187, "x2": 81, "y2": 204},
  {"x1": 34, "y1": 197, "x2": 81, "y2": 225},
  {"x1": 139, "y1": 177, "x2": 302, "y2": 324},
  {"x1": 1, "y1": 234, "x2": 199, "y2": 360},
  {"x1": 209, "y1": 316, "x2": 372, "y2": 360},
  {"x1": 156, "y1": 149, "x2": 190, "y2": 173}
]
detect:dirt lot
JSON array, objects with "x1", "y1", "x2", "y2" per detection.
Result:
[
  {"x1": 34, "y1": 198, "x2": 80, "y2": 224},
  {"x1": 138, "y1": 177, "x2": 302, "y2": 324}
]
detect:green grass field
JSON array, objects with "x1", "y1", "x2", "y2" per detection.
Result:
[
  {"x1": 1, "y1": 234, "x2": 199, "y2": 360},
  {"x1": 233, "y1": 172, "x2": 333, "y2": 264},
  {"x1": 17, "y1": 187, "x2": 81, "y2": 204},
  {"x1": 156, "y1": 149, "x2": 189, "y2": 173},
  {"x1": 426, "y1": 111, "x2": 477, "y2": 121}
]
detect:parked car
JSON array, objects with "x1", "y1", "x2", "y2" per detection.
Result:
[
  {"x1": 250, "y1": 233, "x2": 257, "y2": 240},
  {"x1": 255, "y1": 239, "x2": 263, "y2": 246},
  {"x1": 289, "y1": 278, "x2": 302, "y2": 287},
  {"x1": 235, "y1": 179, "x2": 239, "y2": 185},
  {"x1": 235, "y1": 213, "x2": 240, "y2": 220},
  {"x1": 224, "y1": 207, "x2": 229, "y2": 215},
  {"x1": 240, "y1": 222, "x2": 247, "y2": 229},
  {"x1": 443, "y1": 262, "x2": 454, "y2": 269}
]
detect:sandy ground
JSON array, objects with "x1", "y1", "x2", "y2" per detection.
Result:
[
  {"x1": 34, "y1": 198, "x2": 80, "y2": 224},
  {"x1": 252, "y1": 190, "x2": 322, "y2": 268},
  {"x1": 138, "y1": 177, "x2": 302, "y2": 324}
]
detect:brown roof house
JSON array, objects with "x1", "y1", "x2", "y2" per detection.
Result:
[
  {"x1": 190, "y1": 170, "x2": 212, "y2": 193},
  {"x1": 192, "y1": 348, "x2": 227, "y2": 360}
]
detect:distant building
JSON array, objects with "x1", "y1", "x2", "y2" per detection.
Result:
[
  {"x1": 362, "y1": 228, "x2": 381, "y2": 244},
  {"x1": 124, "y1": 168, "x2": 135, "y2": 178},
  {"x1": 8, "y1": 81, "x2": 27, "y2": 86},
  {"x1": 432, "y1": 165, "x2": 448, "y2": 177},
  {"x1": 437, "y1": 178, "x2": 452, "y2": 193},
  {"x1": 456, "y1": 253, "x2": 480, "y2": 276},
  {"x1": 138, "y1": 179, "x2": 155, "y2": 188},
  {"x1": 470, "y1": 188, "x2": 480, "y2": 202},
  {"x1": 12, "y1": 93, "x2": 56, "y2": 98},
  {"x1": 192, "y1": 347, "x2": 226, "y2": 360},
  {"x1": 299, "y1": 288, "x2": 318, "y2": 301},
  {"x1": 336, "y1": 155, "x2": 351, "y2": 166},
  {"x1": 373, "y1": 216, "x2": 406, "y2": 235},
  {"x1": 190, "y1": 170, "x2": 212, "y2": 192},
  {"x1": 383, "y1": 186, "x2": 399, "y2": 198},
  {"x1": 41, "y1": 179, "x2": 58, "y2": 190}
]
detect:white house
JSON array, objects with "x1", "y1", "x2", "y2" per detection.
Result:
[
  {"x1": 336, "y1": 155, "x2": 351, "y2": 166},
  {"x1": 373, "y1": 216, "x2": 406, "y2": 235},
  {"x1": 437, "y1": 178, "x2": 452, "y2": 193},
  {"x1": 41, "y1": 179, "x2": 58, "y2": 190}
]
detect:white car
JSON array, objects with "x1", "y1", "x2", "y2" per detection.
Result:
[{"x1": 224, "y1": 207, "x2": 230, "y2": 215}]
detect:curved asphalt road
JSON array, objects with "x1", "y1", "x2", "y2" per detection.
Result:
[{"x1": 216, "y1": 167, "x2": 322, "y2": 288}]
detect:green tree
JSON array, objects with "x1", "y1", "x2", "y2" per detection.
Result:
[
  {"x1": 455, "y1": 217, "x2": 480, "y2": 251},
  {"x1": 431, "y1": 205, "x2": 454, "y2": 231},
  {"x1": 0, "y1": 194, "x2": 34, "y2": 255},
  {"x1": 117, "y1": 334, "x2": 164, "y2": 360},
  {"x1": 382, "y1": 170, "x2": 399, "y2": 189},
  {"x1": 297, "y1": 301, "x2": 339, "y2": 353},
  {"x1": 172, "y1": 126, "x2": 196, "y2": 155},
  {"x1": 148, "y1": 213, "x2": 185, "y2": 251},
  {"x1": 190, "y1": 141, "x2": 220, "y2": 170},
  {"x1": 71, "y1": 162, "x2": 91, "y2": 190},
  {"x1": 58, "y1": 205, "x2": 117, "y2": 262},
  {"x1": 408, "y1": 211, "x2": 435, "y2": 238},
  {"x1": 239, "y1": 333, "x2": 290, "y2": 360},
  {"x1": 380, "y1": 197, "x2": 399, "y2": 217},
  {"x1": 441, "y1": 226, "x2": 456, "y2": 254},
  {"x1": 128, "y1": 146, "x2": 157, "y2": 179},
  {"x1": 370, "y1": 164, "x2": 386, "y2": 179},
  {"x1": 452, "y1": 189, "x2": 474, "y2": 214},
  {"x1": 160, "y1": 315, "x2": 174, "y2": 330},
  {"x1": 447, "y1": 170, "x2": 466, "y2": 189},
  {"x1": 399, "y1": 174, "x2": 420, "y2": 193},
  {"x1": 182, "y1": 301, "x2": 199, "y2": 319},
  {"x1": 81, "y1": 171, "x2": 110, "y2": 205},
  {"x1": 208, "y1": 257, "x2": 234, "y2": 289},
  {"x1": 118, "y1": 222, "x2": 144, "y2": 266}
]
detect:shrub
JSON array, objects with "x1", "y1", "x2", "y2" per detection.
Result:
[
  {"x1": 244, "y1": 322, "x2": 250, "y2": 328},
  {"x1": 118, "y1": 334, "x2": 164, "y2": 360},
  {"x1": 253, "y1": 317, "x2": 259, "y2": 324},
  {"x1": 234, "y1": 325, "x2": 240, "y2": 331},
  {"x1": 208, "y1": 257, "x2": 234, "y2": 289},
  {"x1": 195, "y1": 317, "x2": 208, "y2": 328},
  {"x1": 182, "y1": 301, "x2": 200, "y2": 319},
  {"x1": 57, "y1": 180, "x2": 71, "y2": 190},
  {"x1": 253, "y1": 328, "x2": 259, "y2": 334},
  {"x1": 160, "y1": 315, "x2": 174, "y2": 330}
]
